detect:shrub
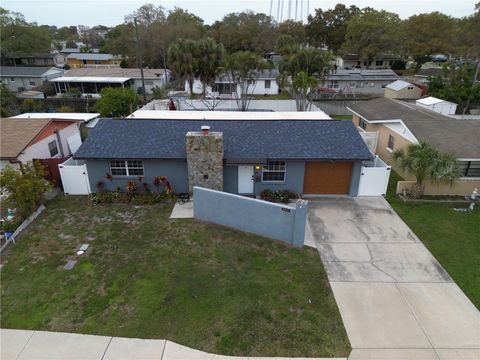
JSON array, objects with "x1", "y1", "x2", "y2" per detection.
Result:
[
  {"x1": 0, "y1": 161, "x2": 52, "y2": 218},
  {"x1": 260, "y1": 189, "x2": 298, "y2": 204},
  {"x1": 126, "y1": 181, "x2": 137, "y2": 194}
]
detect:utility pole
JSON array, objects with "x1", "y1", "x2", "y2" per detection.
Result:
[
  {"x1": 134, "y1": 17, "x2": 147, "y2": 103},
  {"x1": 463, "y1": 59, "x2": 480, "y2": 116}
]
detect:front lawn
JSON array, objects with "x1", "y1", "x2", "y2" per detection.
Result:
[
  {"x1": 0, "y1": 197, "x2": 350, "y2": 357},
  {"x1": 386, "y1": 171, "x2": 480, "y2": 309}
]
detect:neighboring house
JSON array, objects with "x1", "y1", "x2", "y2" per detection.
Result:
[
  {"x1": 411, "y1": 67, "x2": 443, "y2": 84},
  {"x1": 11, "y1": 112, "x2": 100, "y2": 128},
  {"x1": 322, "y1": 69, "x2": 399, "y2": 96},
  {"x1": 348, "y1": 97, "x2": 480, "y2": 195},
  {"x1": 73, "y1": 118, "x2": 373, "y2": 196},
  {"x1": 416, "y1": 96, "x2": 457, "y2": 116},
  {"x1": 186, "y1": 69, "x2": 280, "y2": 98},
  {"x1": 2, "y1": 53, "x2": 64, "y2": 67},
  {"x1": 335, "y1": 54, "x2": 400, "y2": 70},
  {"x1": 0, "y1": 118, "x2": 82, "y2": 170},
  {"x1": 50, "y1": 67, "x2": 171, "y2": 97},
  {"x1": 384, "y1": 80, "x2": 422, "y2": 100},
  {"x1": 66, "y1": 53, "x2": 120, "y2": 68},
  {"x1": 128, "y1": 110, "x2": 331, "y2": 120},
  {"x1": 0, "y1": 66, "x2": 65, "y2": 92}
]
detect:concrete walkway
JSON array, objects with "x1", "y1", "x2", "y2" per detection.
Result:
[
  {"x1": 0, "y1": 329, "x2": 345, "y2": 360},
  {"x1": 308, "y1": 197, "x2": 480, "y2": 360},
  {"x1": 169, "y1": 200, "x2": 194, "y2": 219}
]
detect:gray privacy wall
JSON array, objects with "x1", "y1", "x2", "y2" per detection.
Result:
[{"x1": 193, "y1": 186, "x2": 308, "y2": 247}]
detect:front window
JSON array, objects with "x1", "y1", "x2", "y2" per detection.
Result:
[
  {"x1": 29, "y1": 80, "x2": 36, "y2": 86},
  {"x1": 387, "y1": 135, "x2": 395, "y2": 150},
  {"x1": 262, "y1": 161, "x2": 286, "y2": 182},
  {"x1": 458, "y1": 161, "x2": 480, "y2": 178},
  {"x1": 109, "y1": 160, "x2": 144, "y2": 176},
  {"x1": 48, "y1": 140, "x2": 58, "y2": 157},
  {"x1": 375, "y1": 60, "x2": 383, "y2": 66},
  {"x1": 264, "y1": 80, "x2": 271, "y2": 88}
]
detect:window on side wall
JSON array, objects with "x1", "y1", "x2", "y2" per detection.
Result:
[
  {"x1": 109, "y1": 160, "x2": 144, "y2": 176},
  {"x1": 359, "y1": 118, "x2": 368, "y2": 131},
  {"x1": 387, "y1": 135, "x2": 395, "y2": 151},
  {"x1": 458, "y1": 161, "x2": 480, "y2": 178},
  {"x1": 262, "y1": 161, "x2": 286, "y2": 182},
  {"x1": 48, "y1": 140, "x2": 58, "y2": 157}
]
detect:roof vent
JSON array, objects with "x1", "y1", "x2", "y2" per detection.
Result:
[{"x1": 201, "y1": 125, "x2": 210, "y2": 135}]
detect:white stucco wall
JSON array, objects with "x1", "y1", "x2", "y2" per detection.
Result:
[
  {"x1": 17, "y1": 123, "x2": 80, "y2": 163},
  {"x1": 185, "y1": 79, "x2": 279, "y2": 96},
  {"x1": 416, "y1": 101, "x2": 457, "y2": 116}
]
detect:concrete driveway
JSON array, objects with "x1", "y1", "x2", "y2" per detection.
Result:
[{"x1": 308, "y1": 197, "x2": 480, "y2": 359}]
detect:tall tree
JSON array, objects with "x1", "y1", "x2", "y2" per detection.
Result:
[
  {"x1": 341, "y1": 9, "x2": 402, "y2": 61},
  {"x1": 280, "y1": 48, "x2": 333, "y2": 78},
  {"x1": 457, "y1": 4, "x2": 480, "y2": 57},
  {"x1": 403, "y1": 12, "x2": 458, "y2": 67},
  {"x1": 195, "y1": 38, "x2": 225, "y2": 97},
  {"x1": 0, "y1": 7, "x2": 52, "y2": 57},
  {"x1": 306, "y1": 4, "x2": 361, "y2": 52},
  {"x1": 211, "y1": 11, "x2": 277, "y2": 54},
  {"x1": 224, "y1": 51, "x2": 271, "y2": 111},
  {"x1": 427, "y1": 62, "x2": 480, "y2": 114},
  {"x1": 168, "y1": 39, "x2": 198, "y2": 95},
  {"x1": 393, "y1": 140, "x2": 460, "y2": 198},
  {"x1": 276, "y1": 20, "x2": 306, "y2": 45}
]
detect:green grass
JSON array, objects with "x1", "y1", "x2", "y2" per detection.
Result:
[
  {"x1": 0, "y1": 197, "x2": 350, "y2": 357},
  {"x1": 330, "y1": 115, "x2": 353, "y2": 121},
  {"x1": 386, "y1": 171, "x2": 480, "y2": 309}
]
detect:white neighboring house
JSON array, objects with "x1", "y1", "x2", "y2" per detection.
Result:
[
  {"x1": 0, "y1": 118, "x2": 82, "y2": 170},
  {"x1": 50, "y1": 67, "x2": 171, "y2": 97},
  {"x1": 11, "y1": 112, "x2": 100, "y2": 128},
  {"x1": 185, "y1": 69, "x2": 280, "y2": 98},
  {"x1": 416, "y1": 96, "x2": 457, "y2": 116},
  {"x1": 0, "y1": 66, "x2": 65, "y2": 93},
  {"x1": 384, "y1": 80, "x2": 422, "y2": 100}
]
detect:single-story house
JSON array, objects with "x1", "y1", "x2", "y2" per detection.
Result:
[
  {"x1": 73, "y1": 118, "x2": 373, "y2": 196},
  {"x1": 0, "y1": 118, "x2": 82, "y2": 170},
  {"x1": 1, "y1": 52, "x2": 65, "y2": 67},
  {"x1": 348, "y1": 97, "x2": 480, "y2": 195},
  {"x1": 0, "y1": 66, "x2": 65, "y2": 92},
  {"x1": 66, "y1": 53, "x2": 121, "y2": 68},
  {"x1": 334, "y1": 54, "x2": 400, "y2": 70},
  {"x1": 186, "y1": 69, "x2": 280, "y2": 98},
  {"x1": 384, "y1": 80, "x2": 422, "y2": 100},
  {"x1": 322, "y1": 69, "x2": 399, "y2": 96},
  {"x1": 416, "y1": 96, "x2": 457, "y2": 116},
  {"x1": 51, "y1": 67, "x2": 171, "y2": 97}
]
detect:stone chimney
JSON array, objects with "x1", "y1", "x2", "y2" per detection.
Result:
[{"x1": 186, "y1": 126, "x2": 224, "y2": 192}]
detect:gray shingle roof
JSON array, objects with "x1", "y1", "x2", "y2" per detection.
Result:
[
  {"x1": 326, "y1": 69, "x2": 399, "y2": 81},
  {"x1": 74, "y1": 119, "x2": 373, "y2": 161},
  {"x1": 349, "y1": 97, "x2": 480, "y2": 159},
  {"x1": 66, "y1": 53, "x2": 114, "y2": 61},
  {"x1": 0, "y1": 66, "x2": 57, "y2": 77}
]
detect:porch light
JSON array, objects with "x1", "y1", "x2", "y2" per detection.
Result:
[{"x1": 255, "y1": 165, "x2": 261, "y2": 170}]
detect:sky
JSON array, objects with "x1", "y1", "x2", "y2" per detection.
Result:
[{"x1": 2, "y1": 0, "x2": 477, "y2": 27}]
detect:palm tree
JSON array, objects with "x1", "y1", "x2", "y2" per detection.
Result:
[
  {"x1": 224, "y1": 51, "x2": 271, "y2": 111},
  {"x1": 292, "y1": 71, "x2": 318, "y2": 111},
  {"x1": 393, "y1": 140, "x2": 460, "y2": 198},
  {"x1": 167, "y1": 39, "x2": 198, "y2": 95},
  {"x1": 195, "y1": 38, "x2": 225, "y2": 98}
]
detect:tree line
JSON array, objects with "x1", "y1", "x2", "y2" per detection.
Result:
[{"x1": 1, "y1": 3, "x2": 478, "y2": 68}]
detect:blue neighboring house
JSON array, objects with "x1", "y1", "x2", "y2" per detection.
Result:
[{"x1": 73, "y1": 118, "x2": 373, "y2": 196}]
